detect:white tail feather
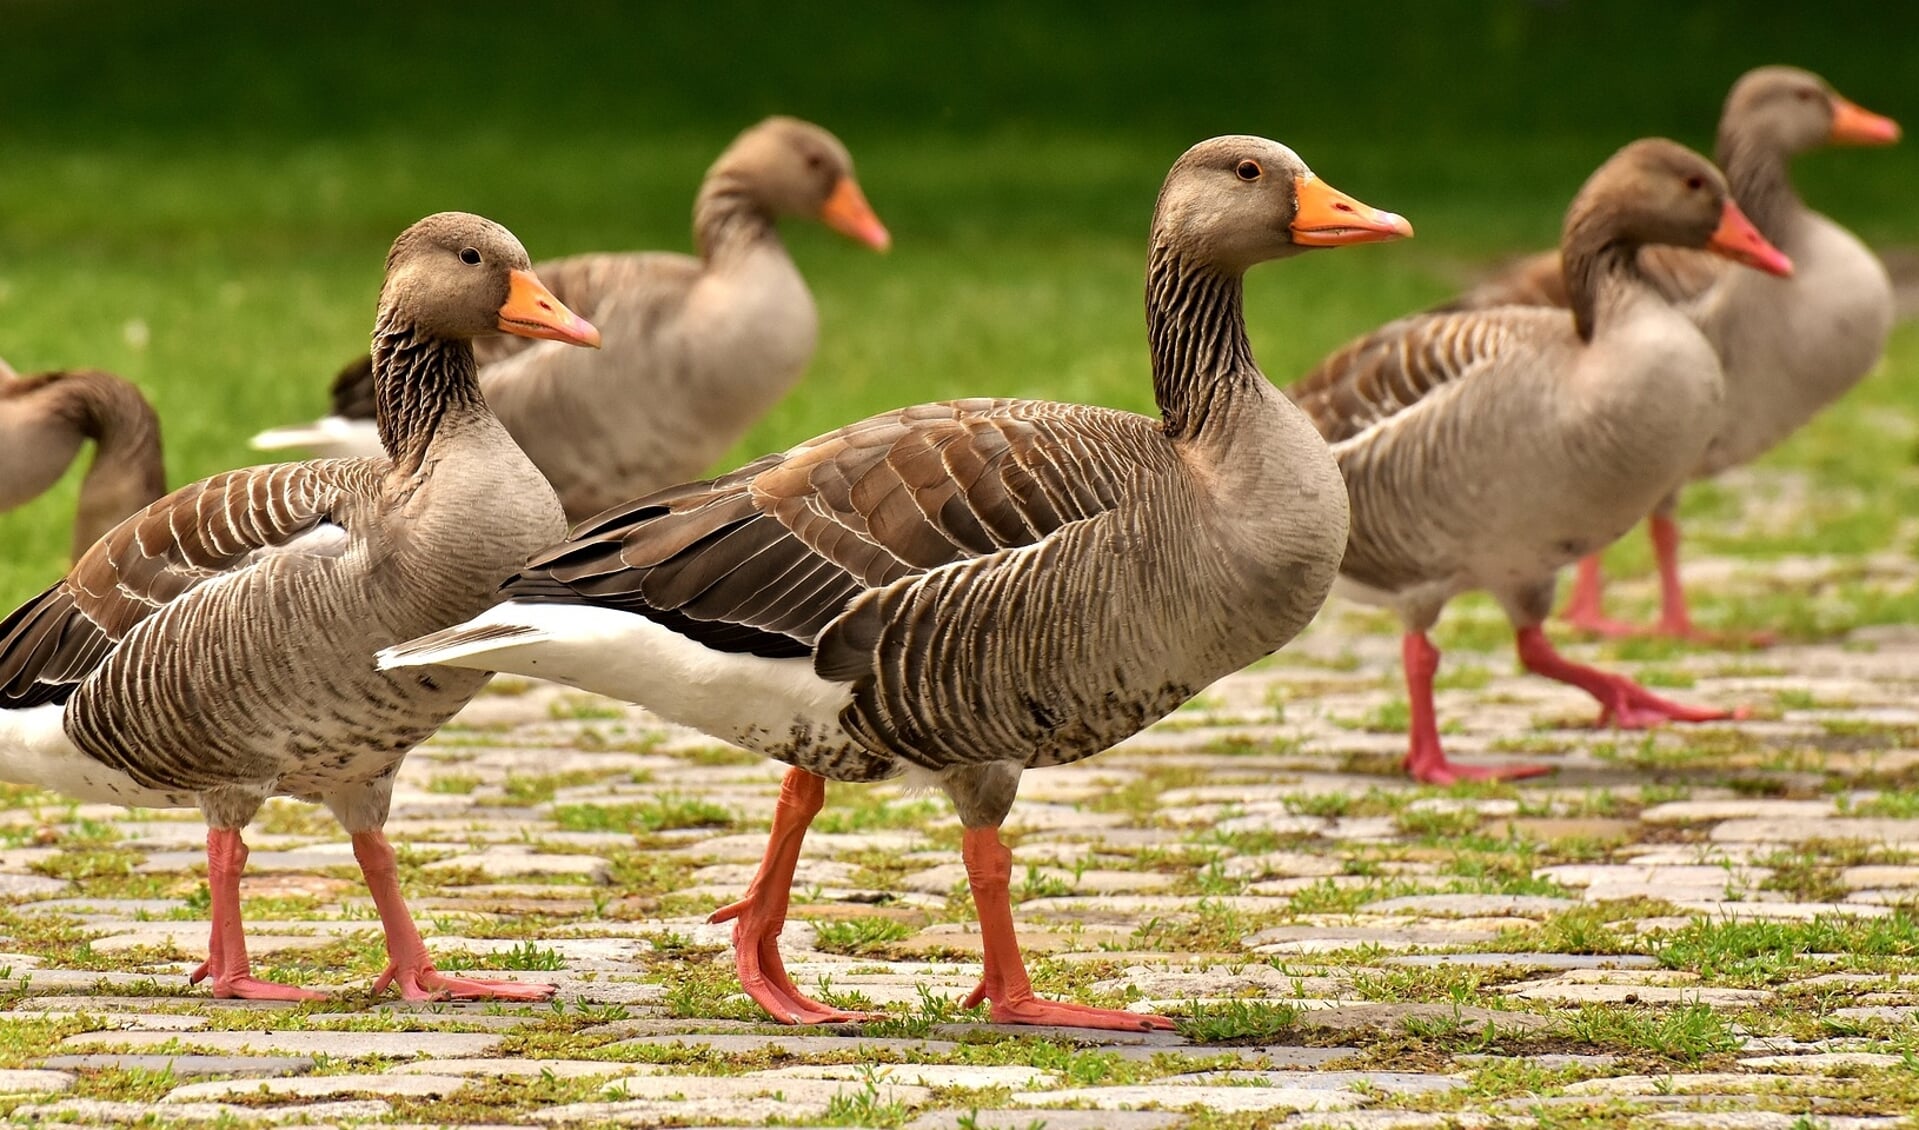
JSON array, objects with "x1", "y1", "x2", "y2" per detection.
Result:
[{"x1": 248, "y1": 416, "x2": 383, "y2": 458}]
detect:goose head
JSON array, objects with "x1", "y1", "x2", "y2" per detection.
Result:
[
  {"x1": 1150, "y1": 136, "x2": 1411, "y2": 273},
  {"x1": 720, "y1": 116, "x2": 891, "y2": 251},
  {"x1": 380, "y1": 212, "x2": 602, "y2": 347},
  {"x1": 1725, "y1": 66, "x2": 1900, "y2": 154},
  {"x1": 1570, "y1": 139, "x2": 1793, "y2": 277}
]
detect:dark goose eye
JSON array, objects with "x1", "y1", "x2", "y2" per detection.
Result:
[
  {"x1": 1684, "y1": 175, "x2": 1704, "y2": 191},
  {"x1": 459, "y1": 247, "x2": 482, "y2": 266},
  {"x1": 1236, "y1": 160, "x2": 1262, "y2": 181}
]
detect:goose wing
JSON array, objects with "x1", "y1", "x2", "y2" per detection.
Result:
[
  {"x1": 0, "y1": 461, "x2": 371, "y2": 709},
  {"x1": 1288, "y1": 310, "x2": 1534, "y2": 445}
]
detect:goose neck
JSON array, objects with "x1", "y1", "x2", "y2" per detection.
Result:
[
  {"x1": 1716, "y1": 123, "x2": 1804, "y2": 244},
  {"x1": 371, "y1": 313, "x2": 487, "y2": 471},
  {"x1": 693, "y1": 171, "x2": 782, "y2": 266},
  {"x1": 1146, "y1": 244, "x2": 1257, "y2": 440},
  {"x1": 1561, "y1": 209, "x2": 1654, "y2": 342}
]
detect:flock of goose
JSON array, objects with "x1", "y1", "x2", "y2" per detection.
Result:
[{"x1": 0, "y1": 66, "x2": 1901, "y2": 1028}]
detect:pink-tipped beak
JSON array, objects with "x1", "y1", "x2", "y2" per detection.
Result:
[
  {"x1": 1706, "y1": 201, "x2": 1793, "y2": 278},
  {"x1": 1830, "y1": 96, "x2": 1901, "y2": 146},
  {"x1": 1290, "y1": 175, "x2": 1414, "y2": 246},
  {"x1": 498, "y1": 269, "x2": 602, "y2": 348},
  {"x1": 820, "y1": 176, "x2": 892, "y2": 252}
]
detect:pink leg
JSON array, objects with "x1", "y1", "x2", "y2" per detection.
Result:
[
  {"x1": 188, "y1": 828, "x2": 326, "y2": 1001},
  {"x1": 1561, "y1": 554, "x2": 1652, "y2": 639},
  {"x1": 960, "y1": 826, "x2": 1175, "y2": 1030},
  {"x1": 1516, "y1": 625, "x2": 1748, "y2": 729},
  {"x1": 1401, "y1": 632, "x2": 1553, "y2": 785},
  {"x1": 1650, "y1": 514, "x2": 1774, "y2": 647},
  {"x1": 710, "y1": 768, "x2": 880, "y2": 1024},
  {"x1": 351, "y1": 831, "x2": 555, "y2": 1002}
]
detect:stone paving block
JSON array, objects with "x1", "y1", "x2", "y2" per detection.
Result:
[
  {"x1": 1011, "y1": 1083, "x2": 1366, "y2": 1113},
  {"x1": 62, "y1": 1030, "x2": 503, "y2": 1058},
  {"x1": 0, "y1": 874, "x2": 69, "y2": 897},
  {"x1": 1359, "y1": 894, "x2": 1578, "y2": 917},
  {"x1": 608, "y1": 1032, "x2": 964, "y2": 1057},
  {"x1": 1710, "y1": 817, "x2": 1919, "y2": 846},
  {"x1": 909, "y1": 1111, "x2": 1182, "y2": 1130},
  {"x1": 0, "y1": 1070, "x2": 76, "y2": 1095},
  {"x1": 424, "y1": 845, "x2": 611, "y2": 881},
  {"x1": 164, "y1": 1073, "x2": 473, "y2": 1101},
  {"x1": 39, "y1": 1054, "x2": 316, "y2": 1077},
  {"x1": 10, "y1": 1098, "x2": 392, "y2": 1123},
  {"x1": 752, "y1": 1062, "x2": 1061, "y2": 1089},
  {"x1": 1737, "y1": 1051, "x2": 1905, "y2": 1070},
  {"x1": 1639, "y1": 799, "x2": 1838, "y2": 824},
  {"x1": 526, "y1": 1076, "x2": 934, "y2": 1126},
  {"x1": 1384, "y1": 953, "x2": 1659, "y2": 970}
]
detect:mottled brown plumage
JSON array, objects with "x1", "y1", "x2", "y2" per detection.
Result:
[
  {"x1": 0, "y1": 363, "x2": 165, "y2": 560},
  {"x1": 0, "y1": 212, "x2": 597, "y2": 1002},
  {"x1": 386, "y1": 136, "x2": 1408, "y2": 1030},
  {"x1": 255, "y1": 117, "x2": 890, "y2": 522},
  {"x1": 1288, "y1": 139, "x2": 1784, "y2": 784},
  {"x1": 1445, "y1": 68, "x2": 1899, "y2": 642}
]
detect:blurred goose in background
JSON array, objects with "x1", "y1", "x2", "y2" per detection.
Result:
[
  {"x1": 1290, "y1": 140, "x2": 1792, "y2": 785},
  {"x1": 381, "y1": 136, "x2": 1408, "y2": 1029},
  {"x1": 1451, "y1": 67, "x2": 1900, "y2": 643},
  {"x1": 1, "y1": 359, "x2": 165, "y2": 561},
  {"x1": 0, "y1": 213, "x2": 599, "y2": 1001},
  {"x1": 252, "y1": 117, "x2": 890, "y2": 522}
]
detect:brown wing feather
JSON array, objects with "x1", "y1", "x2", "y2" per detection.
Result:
[
  {"x1": 1286, "y1": 312, "x2": 1528, "y2": 445},
  {"x1": 0, "y1": 461, "x2": 369, "y2": 707},
  {"x1": 501, "y1": 399, "x2": 1146, "y2": 659}
]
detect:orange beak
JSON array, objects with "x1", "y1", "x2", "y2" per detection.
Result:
[
  {"x1": 1830, "y1": 95, "x2": 1901, "y2": 146},
  {"x1": 1706, "y1": 200, "x2": 1793, "y2": 278},
  {"x1": 498, "y1": 269, "x2": 601, "y2": 348},
  {"x1": 819, "y1": 176, "x2": 892, "y2": 251},
  {"x1": 1290, "y1": 175, "x2": 1414, "y2": 247}
]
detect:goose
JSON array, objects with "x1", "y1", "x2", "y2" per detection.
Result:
[
  {"x1": 0, "y1": 212, "x2": 601, "y2": 1000},
  {"x1": 1451, "y1": 68, "x2": 1899, "y2": 642},
  {"x1": 380, "y1": 136, "x2": 1408, "y2": 1029},
  {"x1": 1288, "y1": 139, "x2": 1792, "y2": 785},
  {"x1": 250, "y1": 116, "x2": 890, "y2": 523},
  {"x1": 1, "y1": 361, "x2": 166, "y2": 561}
]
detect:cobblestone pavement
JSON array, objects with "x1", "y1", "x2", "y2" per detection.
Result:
[{"x1": 4, "y1": 557, "x2": 1919, "y2": 1128}]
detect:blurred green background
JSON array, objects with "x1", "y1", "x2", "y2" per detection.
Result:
[{"x1": 2, "y1": 0, "x2": 1915, "y2": 621}]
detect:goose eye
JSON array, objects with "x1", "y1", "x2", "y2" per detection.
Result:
[
  {"x1": 458, "y1": 247, "x2": 482, "y2": 266},
  {"x1": 1684, "y1": 175, "x2": 1704, "y2": 191},
  {"x1": 1796, "y1": 89, "x2": 1818, "y2": 102},
  {"x1": 805, "y1": 153, "x2": 826, "y2": 171},
  {"x1": 1235, "y1": 160, "x2": 1262, "y2": 182}
]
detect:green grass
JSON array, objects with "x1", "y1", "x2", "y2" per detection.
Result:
[{"x1": 2, "y1": 1, "x2": 1916, "y2": 611}]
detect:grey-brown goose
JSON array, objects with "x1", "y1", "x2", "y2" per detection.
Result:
[
  {"x1": 1450, "y1": 67, "x2": 1899, "y2": 642},
  {"x1": 1288, "y1": 139, "x2": 1792, "y2": 785},
  {"x1": 0, "y1": 360, "x2": 166, "y2": 561},
  {"x1": 0, "y1": 212, "x2": 600, "y2": 1000},
  {"x1": 251, "y1": 117, "x2": 890, "y2": 522},
  {"x1": 381, "y1": 136, "x2": 1408, "y2": 1029}
]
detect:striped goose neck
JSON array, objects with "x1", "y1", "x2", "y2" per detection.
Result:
[
  {"x1": 693, "y1": 170, "x2": 782, "y2": 265},
  {"x1": 1561, "y1": 209, "x2": 1654, "y2": 343},
  {"x1": 1146, "y1": 244, "x2": 1256, "y2": 439},
  {"x1": 371, "y1": 312, "x2": 486, "y2": 471},
  {"x1": 1715, "y1": 125, "x2": 1803, "y2": 244}
]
